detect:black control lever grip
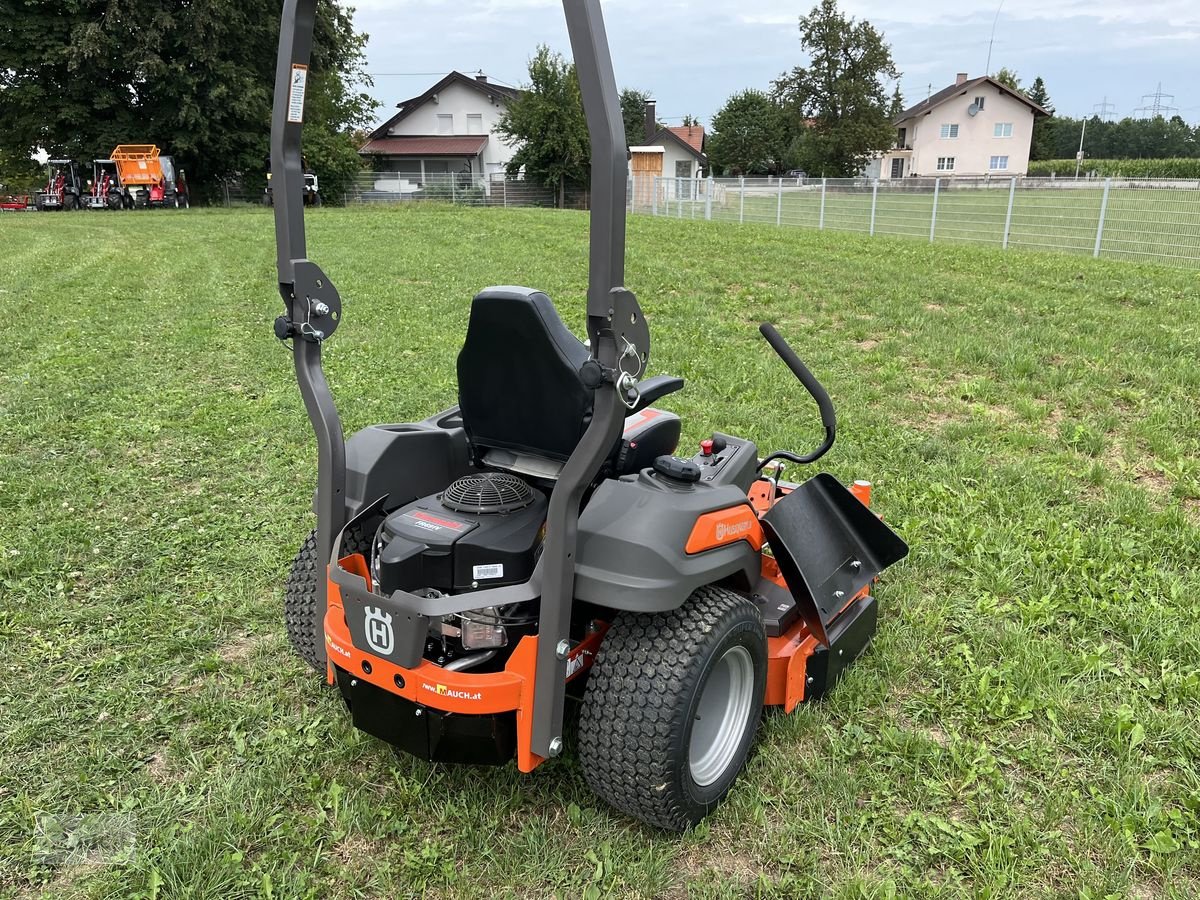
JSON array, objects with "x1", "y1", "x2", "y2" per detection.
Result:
[{"x1": 758, "y1": 322, "x2": 837, "y2": 469}]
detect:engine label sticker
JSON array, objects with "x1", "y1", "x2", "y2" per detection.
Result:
[
  {"x1": 473, "y1": 564, "x2": 504, "y2": 580},
  {"x1": 399, "y1": 510, "x2": 471, "y2": 536},
  {"x1": 287, "y1": 64, "x2": 308, "y2": 123}
]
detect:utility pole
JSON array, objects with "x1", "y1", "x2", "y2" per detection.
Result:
[
  {"x1": 1092, "y1": 97, "x2": 1116, "y2": 123},
  {"x1": 1074, "y1": 118, "x2": 1087, "y2": 180},
  {"x1": 1133, "y1": 83, "x2": 1178, "y2": 119}
]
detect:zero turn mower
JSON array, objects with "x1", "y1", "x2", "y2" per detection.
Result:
[{"x1": 271, "y1": 0, "x2": 908, "y2": 831}]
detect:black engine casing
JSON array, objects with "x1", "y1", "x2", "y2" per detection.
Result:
[{"x1": 376, "y1": 485, "x2": 547, "y2": 596}]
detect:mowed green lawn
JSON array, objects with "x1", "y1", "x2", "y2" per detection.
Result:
[
  {"x1": 687, "y1": 185, "x2": 1200, "y2": 267},
  {"x1": 1, "y1": 205, "x2": 1198, "y2": 899}
]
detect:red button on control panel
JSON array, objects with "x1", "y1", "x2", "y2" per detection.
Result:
[{"x1": 700, "y1": 439, "x2": 714, "y2": 457}]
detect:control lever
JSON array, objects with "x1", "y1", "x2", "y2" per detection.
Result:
[{"x1": 757, "y1": 323, "x2": 837, "y2": 470}]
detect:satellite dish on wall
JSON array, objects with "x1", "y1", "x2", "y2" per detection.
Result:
[{"x1": 967, "y1": 103, "x2": 981, "y2": 117}]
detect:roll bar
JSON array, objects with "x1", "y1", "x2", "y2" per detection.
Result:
[{"x1": 271, "y1": 0, "x2": 648, "y2": 759}]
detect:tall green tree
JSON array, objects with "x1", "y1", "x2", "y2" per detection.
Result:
[
  {"x1": 1025, "y1": 76, "x2": 1055, "y2": 160},
  {"x1": 0, "y1": 0, "x2": 376, "y2": 199},
  {"x1": 620, "y1": 88, "x2": 651, "y2": 147},
  {"x1": 772, "y1": 0, "x2": 899, "y2": 177},
  {"x1": 1026, "y1": 77, "x2": 1052, "y2": 112},
  {"x1": 888, "y1": 86, "x2": 904, "y2": 121},
  {"x1": 497, "y1": 45, "x2": 589, "y2": 207},
  {"x1": 992, "y1": 67, "x2": 1022, "y2": 91},
  {"x1": 706, "y1": 90, "x2": 788, "y2": 176},
  {"x1": 0, "y1": 148, "x2": 42, "y2": 193}
]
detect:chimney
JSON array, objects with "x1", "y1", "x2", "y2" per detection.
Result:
[
  {"x1": 475, "y1": 72, "x2": 488, "y2": 83},
  {"x1": 644, "y1": 99, "x2": 657, "y2": 145},
  {"x1": 955, "y1": 72, "x2": 968, "y2": 86}
]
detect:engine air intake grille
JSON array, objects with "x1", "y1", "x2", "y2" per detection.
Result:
[{"x1": 441, "y1": 472, "x2": 535, "y2": 515}]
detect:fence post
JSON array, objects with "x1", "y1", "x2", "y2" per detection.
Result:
[
  {"x1": 869, "y1": 180, "x2": 878, "y2": 236},
  {"x1": 705, "y1": 175, "x2": 713, "y2": 220},
  {"x1": 451, "y1": 175, "x2": 457, "y2": 204},
  {"x1": 1093, "y1": 177, "x2": 1112, "y2": 259},
  {"x1": 1002, "y1": 177, "x2": 1016, "y2": 249},
  {"x1": 739, "y1": 177, "x2": 745, "y2": 223},
  {"x1": 776, "y1": 177, "x2": 784, "y2": 226},
  {"x1": 223, "y1": 181, "x2": 230, "y2": 208},
  {"x1": 819, "y1": 178, "x2": 826, "y2": 229},
  {"x1": 652, "y1": 177, "x2": 658, "y2": 216},
  {"x1": 930, "y1": 178, "x2": 941, "y2": 242}
]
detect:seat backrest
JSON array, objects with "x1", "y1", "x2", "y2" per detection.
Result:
[{"x1": 457, "y1": 287, "x2": 593, "y2": 463}]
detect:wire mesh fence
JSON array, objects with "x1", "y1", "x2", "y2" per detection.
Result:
[
  {"x1": 636, "y1": 175, "x2": 1200, "y2": 268},
  {"x1": 204, "y1": 170, "x2": 1200, "y2": 269}
]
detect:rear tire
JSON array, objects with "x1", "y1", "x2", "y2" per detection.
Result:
[
  {"x1": 284, "y1": 524, "x2": 374, "y2": 673},
  {"x1": 578, "y1": 586, "x2": 767, "y2": 832}
]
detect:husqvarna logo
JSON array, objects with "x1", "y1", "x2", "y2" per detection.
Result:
[
  {"x1": 363, "y1": 606, "x2": 395, "y2": 656},
  {"x1": 715, "y1": 520, "x2": 753, "y2": 542}
]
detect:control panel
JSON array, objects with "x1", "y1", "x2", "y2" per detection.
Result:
[{"x1": 687, "y1": 432, "x2": 759, "y2": 493}]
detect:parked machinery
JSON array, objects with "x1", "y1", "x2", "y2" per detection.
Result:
[
  {"x1": 87, "y1": 159, "x2": 131, "y2": 210},
  {"x1": 34, "y1": 160, "x2": 84, "y2": 211},
  {"x1": 265, "y1": 155, "x2": 321, "y2": 207},
  {"x1": 110, "y1": 145, "x2": 190, "y2": 209}
]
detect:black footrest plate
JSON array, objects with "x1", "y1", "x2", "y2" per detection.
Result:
[{"x1": 762, "y1": 473, "x2": 908, "y2": 647}]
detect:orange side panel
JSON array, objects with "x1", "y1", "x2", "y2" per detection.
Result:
[{"x1": 684, "y1": 505, "x2": 764, "y2": 555}]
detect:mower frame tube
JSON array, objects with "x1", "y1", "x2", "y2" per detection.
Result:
[{"x1": 272, "y1": 0, "x2": 346, "y2": 670}]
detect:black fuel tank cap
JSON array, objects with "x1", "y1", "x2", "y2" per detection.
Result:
[{"x1": 653, "y1": 455, "x2": 702, "y2": 483}]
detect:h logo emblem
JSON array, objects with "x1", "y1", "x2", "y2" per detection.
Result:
[{"x1": 363, "y1": 606, "x2": 395, "y2": 656}]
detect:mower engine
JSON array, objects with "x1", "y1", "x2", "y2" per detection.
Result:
[{"x1": 370, "y1": 473, "x2": 548, "y2": 666}]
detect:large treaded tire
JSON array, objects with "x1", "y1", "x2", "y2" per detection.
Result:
[
  {"x1": 578, "y1": 586, "x2": 767, "y2": 832},
  {"x1": 284, "y1": 525, "x2": 373, "y2": 672}
]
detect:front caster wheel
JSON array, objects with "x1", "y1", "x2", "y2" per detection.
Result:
[{"x1": 578, "y1": 585, "x2": 767, "y2": 832}]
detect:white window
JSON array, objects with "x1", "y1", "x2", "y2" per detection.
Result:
[
  {"x1": 994, "y1": 122, "x2": 1013, "y2": 138},
  {"x1": 989, "y1": 155, "x2": 1009, "y2": 170},
  {"x1": 974, "y1": 96, "x2": 986, "y2": 110},
  {"x1": 940, "y1": 123, "x2": 959, "y2": 139},
  {"x1": 437, "y1": 114, "x2": 453, "y2": 135},
  {"x1": 466, "y1": 114, "x2": 484, "y2": 135},
  {"x1": 937, "y1": 156, "x2": 955, "y2": 171}
]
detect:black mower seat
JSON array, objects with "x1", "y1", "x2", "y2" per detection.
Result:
[{"x1": 456, "y1": 287, "x2": 680, "y2": 476}]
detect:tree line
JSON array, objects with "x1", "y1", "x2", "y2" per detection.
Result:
[{"x1": 0, "y1": 0, "x2": 376, "y2": 200}]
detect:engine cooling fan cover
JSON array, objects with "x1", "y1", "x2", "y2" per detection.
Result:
[{"x1": 441, "y1": 472, "x2": 536, "y2": 515}]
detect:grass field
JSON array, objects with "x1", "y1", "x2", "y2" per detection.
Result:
[
  {"x1": 1, "y1": 205, "x2": 1199, "y2": 898},
  {"x1": 651, "y1": 182, "x2": 1200, "y2": 268}
]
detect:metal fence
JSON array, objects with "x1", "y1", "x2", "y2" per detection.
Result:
[
  {"x1": 634, "y1": 175, "x2": 1200, "y2": 268},
  {"x1": 210, "y1": 170, "x2": 1200, "y2": 269},
  {"x1": 344, "y1": 172, "x2": 591, "y2": 209}
]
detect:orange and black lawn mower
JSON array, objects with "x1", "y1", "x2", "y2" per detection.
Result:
[{"x1": 271, "y1": 0, "x2": 908, "y2": 831}]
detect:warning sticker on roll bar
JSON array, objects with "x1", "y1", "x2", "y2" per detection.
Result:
[{"x1": 287, "y1": 64, "x2": 308, "y2": 123}]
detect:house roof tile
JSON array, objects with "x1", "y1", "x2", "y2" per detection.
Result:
[{"x1": 895, "y1": 75, "x2": 1050, "y2": 124}]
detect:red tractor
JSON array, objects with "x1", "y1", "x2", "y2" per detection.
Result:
[
  {"x1": 86, "y1": 159, "x2": 131, "y2": 210},
  {"x1": 34, "y1": 160, "x2": 84, "y2": 211}
]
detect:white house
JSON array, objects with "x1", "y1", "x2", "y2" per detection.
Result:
[
  {"x1": 876, "y1": 74, "x2": 1049, "y2": 179},
  {"x1": 360, "y1": 71, "x2": 523, "y2": 184}
]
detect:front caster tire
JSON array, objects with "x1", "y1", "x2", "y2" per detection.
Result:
[
  {"x1": 578, "y1": 586, "x2": 767, "y2": 832},
  {"x1": 284, "y1": 525, "x2": 373, "y2": 673}
]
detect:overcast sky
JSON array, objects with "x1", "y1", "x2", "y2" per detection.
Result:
[{"x1": 351, "y1": 0, "x2": 1198, "y2": 128}]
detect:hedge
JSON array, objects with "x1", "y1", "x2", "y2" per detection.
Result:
[{"x1": 1027, "y1": 158, "x2": 1200, "y2": 179}]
